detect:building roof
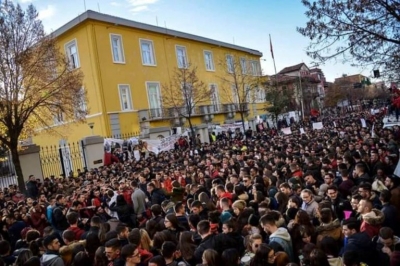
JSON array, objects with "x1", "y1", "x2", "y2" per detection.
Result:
[
  {"x1": 278, "y1": 63, "x2": 306, "y2": 74},
  {"x1": 53, "y1": 10, "x2": 262, "y2": 57}
]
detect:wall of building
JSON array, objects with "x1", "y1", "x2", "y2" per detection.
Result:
[{"x1": 33, "y1": 19, "x2": 265, "y2": 146}]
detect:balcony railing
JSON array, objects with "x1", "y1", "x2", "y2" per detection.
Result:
[{"x1": 139, "y1": 102, "x2": 250, "y2": 121}]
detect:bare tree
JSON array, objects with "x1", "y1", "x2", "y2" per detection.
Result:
[
  {"x1": 298, "y1": 0, "x2": 400, "y2": 81},
  {"x1": 219, "y1": 55, "x2": 262, "y2": 133},
  {"x1": 162, "y1": 65, "x2": 213, "y2": 147},
  {"x1": 324, "y1": 83, "x2": 347, "y2": 107},
  {"x1": 0, "y1": 1, "x2": 85, "y2": 192}
]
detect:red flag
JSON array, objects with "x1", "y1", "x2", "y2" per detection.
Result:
[{"x1": 269, "y1": 34, "x2": 274, "y2": 59}]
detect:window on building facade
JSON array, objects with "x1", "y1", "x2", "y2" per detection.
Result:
[
  {"x1": 176, "y1": 45, "x2": 188, "y2": 68},
  {"x1": 226, "y1": 55, "x2": 234, "y2": 73},
  {"x1": 110, "y1": 34, "x2": 125, "y2": 63},
  {"x1": 74, "y1": 87, "x2": 87, "y2": 119},
  {"x1": 204, "y1": 51, "x2": 215, "y2": 71},
  {"x1": 210, "y1": 84, "x2": 220, "y2": 112},
  {"x1": 245, "y1": 85, "x2": 252, "y2": 103},
  {"x1": 65, "y1": 40, "x2": 80, "y2": 69},
  {"x1": 240, "y1": 57, "x2": 247, "y2": 74},
  {"x1": 231, "y1": 84, "x2": 239, "y2": 104},
  {"x1": 251, "y1": 60, "x2": 260, "y2": 76},
  {"x1": 118, "y1": 84, "x2": 133, "y2": 111},
  {"x1": 140, "y1": 39, "x2": 156, "y2": 66},
  {"x1": 146, "y1": 82, "x2": 162, "y2": 118}
]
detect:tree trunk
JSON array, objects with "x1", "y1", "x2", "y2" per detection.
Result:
[
  {"x1": 10, "y1": 144, "x2": 26, "y2": 194},
  {"x1": 240, "y1": 111, "x2": 246, "y2": 137},
  {"x1": 187, "y1": 116, "x2": 196, "y2": 154}
]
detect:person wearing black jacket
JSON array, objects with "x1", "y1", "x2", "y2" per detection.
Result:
[
  {"x1": 194, "y1": 220, "x2": 238, "y2": 264},
  {"x1": 26, "y1": 175, "x2": 39, "y2": 199},
  {"x1": 326, "y1": 185, "x2": 352, "y2": 221},
  {"x1": 147, "y1": 183, "x2": 165, "y2": 206},
  {"x1": 109, "y1": 195, "x2": 135, "y2": 228},
  {"x1": 52, "y1": 195, "x2": 69, "y2": 235}
]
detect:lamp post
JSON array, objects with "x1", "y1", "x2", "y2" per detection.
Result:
[{"x1": 88, "y1": 122, "x2": 94, "y2": 135}]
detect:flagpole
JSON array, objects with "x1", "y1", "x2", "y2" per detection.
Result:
[{"x1": 269, "y1": 34, "x2": 277, "y2": 76}]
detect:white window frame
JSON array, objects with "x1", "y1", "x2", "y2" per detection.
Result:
[
  {"x1": 203, "y1": 50, "x2": 215, "y2": 71},
  {"x1": 209, "y1": 84, "x2": 220, "y2": 112},
  {"x1": 176, "y1": 45, "x2": 188, "y2": 69},
  {"x1": 256, "y1": 87, "x2": 266, "y2": 103},
  {"x1": 53, "y1": 111, "x2": 64, "y2": 125},
  {"x1": 140, "y1": 39, "x2": 156, "y2": 66},
  {"x1": 226, "y1": 54, "x2": 234, "y2": 73},
  {"x1": 74, "y1": 87, "x2": 87, "y2": 119},
  {"x1": 251, "y1": 60, "x2": 260, "y2": 76},
  {"x1": 110, "y1": 34, "x2": 125, "y2": 63},
  {"x1": 231, "y1": 84, "x2": 239, "y2": 104},
  {"x1": 65, "y1": 39, "x2": 80, "y2": 69},
  {"x1": 118, "y1": 84, "x2": 133, "y2": 111},
  {"x1": 146, "y1": 82, "x2": 162, "y2": 118},
  {"x1": 245, "y1": 85, "x2": 252, "y2": 103},
  {"x1": 240, "y1": 57, "x2": 247, "y2": 74}
]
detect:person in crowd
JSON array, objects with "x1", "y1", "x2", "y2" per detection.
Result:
[{"x1": 41, "y1": 234, "x2": 64, "y2": 266}]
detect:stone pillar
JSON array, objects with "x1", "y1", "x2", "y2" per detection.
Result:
[
  {"x1": 195, "y1": 124, "x2": 209, "y2": 144},
  {"x1": 81, "y1": 136, "x2": 104, "y2": 170},
  {"x1": 19, "y1": 144, "x2": 44, "y2": 181},
  {"x1": 248, "y1": 118, "x2": 256, "y2": 131}
]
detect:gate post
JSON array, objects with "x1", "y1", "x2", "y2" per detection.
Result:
[
  {"x1": 81, "y1": 136, "x2": 104, "y2": 170},
  {"x1": 19, "y1": 144, "x2": 44, "y2": 181}
]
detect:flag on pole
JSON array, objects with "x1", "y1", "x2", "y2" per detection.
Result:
[{"x1": 269, "y1": 34, "x2": 274, "y2": 59}]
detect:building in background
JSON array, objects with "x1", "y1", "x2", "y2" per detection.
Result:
[{"x1": 32, "y1": 10, "x2": 265, "y2": 146}]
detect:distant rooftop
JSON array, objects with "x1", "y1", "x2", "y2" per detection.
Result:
[
  {"x1": 53, "y1": 10, "x2": 263, "y2": 57},
  {"x1": 278, "y1": 63, "x2": 306, "y2": 74}
]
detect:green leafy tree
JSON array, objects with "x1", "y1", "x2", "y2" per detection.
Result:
[
  {"x1": 298, "y1": 0, "x2": 400, "y2": 81},
  {"x1": 265, "y1": 83, "x2": 291, "y2": 126}
]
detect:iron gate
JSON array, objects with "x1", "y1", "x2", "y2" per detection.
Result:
[
  {"x1": 40, "y1": 141, "x2": 87, "y2": 178},
  {"x1": 0, "y1": 150, "x2": 17, "y2": 188}
]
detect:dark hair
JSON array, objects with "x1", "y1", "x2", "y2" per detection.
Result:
[
  {"x1": 15, "y1": 249, "x2": 33, "y2": 266},
  {"x1": 150, "y1": 204, "x2": 163, "y2": 216},
  {"x1": 104, "y1": 238, "x2": 121, "y2": 250},
  {"x1": 128, "y1": 228, "x2": 141, "y2": 245},
  {"x1": 379, "y1": 189, "x2": 391, "y2": 202},
  {"x1": 73, "y1": 251, "x2": 91, "y2": 266},
  {"x1": 179, "y1": 231, "x2": 196, "y2": 261},
  {"x1": 221, "y1": 248, "x2": 240, "y2": 265},
  {"x1": 309, "y1": 249, "x2": 330, "y2": 266},
  {"x1": 85, "y1": 232, "x2": 101, "y2": 256},
  {"x1": 22, "y1": 256, "x2": 40, "y2": 266},
  {"x1": 148, "y1": 255, "x2": 166, "y2": 266},
  {"x1": 67, "y1": 212, "x2": 79, "y2": 225},
  {"x1": 197, "y1": 220, "x2": 210, "y2": 235},
  {"x1": 115, "y1": 223, "x2": 128, "y2": 235},
  {"x1": 343, "y1": 251, "x2": 360, "y2": 266},
  {"x1": 379, "y1": 227, "x2": 394, "y2": 239},
  {"x1": 249, "y1": 243, "x2": 273, "y2": 266},
  {"x1": 161, "y1": 241, "x2": 176, "y2": 259},
  {"x1": 62, "y1": 230, "x2": 75, "y2": 243},
  {"x1": 188, "y1": 214, "x2": 200, "y2": 229},
  {"x1": 342, "y1": 217, "x2": 360, "y2": 232},
  {"x1": 319, "y1": 237, "x2": 339, "y2": 257},
  {"x1": 120, "y1": 244, "x2": 137, "y2": 260}
]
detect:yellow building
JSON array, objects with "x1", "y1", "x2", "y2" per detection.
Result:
[{"x1": 33, "y1": 10, "x2": 266, "y2": 146}]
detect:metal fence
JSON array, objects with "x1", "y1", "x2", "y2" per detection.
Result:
[
  {"x1": 0, "y1": 150, "x2": 17, "y2": 188},
  {"x1": 40, "y1": 141, "x2": 87, "y2": 178}
]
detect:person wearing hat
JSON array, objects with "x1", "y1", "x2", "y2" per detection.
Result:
[{"x1": 41, "y1": 234, "x2": 64, "y2": 266}]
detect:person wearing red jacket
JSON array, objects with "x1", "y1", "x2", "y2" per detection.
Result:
[{"x1": 29, "y1": 202, "x2": 47, "y2": 235}]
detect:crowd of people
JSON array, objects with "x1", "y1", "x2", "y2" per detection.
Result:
[{"x1": 0, "y1": 106, "x2": 400, "y2": 266}]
